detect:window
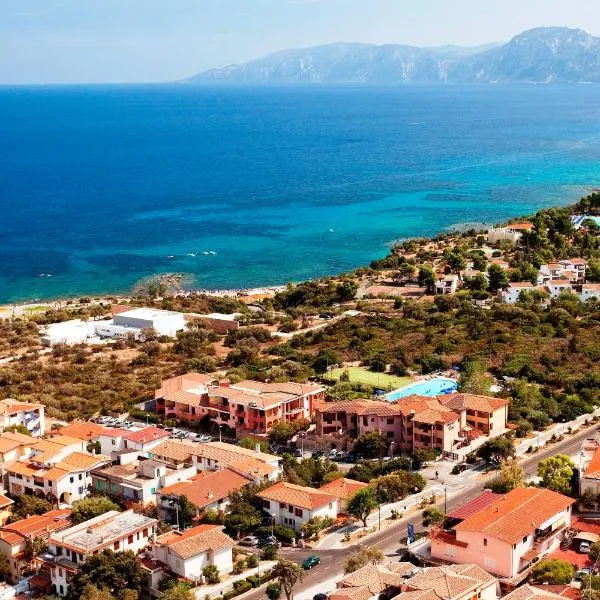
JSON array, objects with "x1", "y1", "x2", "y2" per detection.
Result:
[
  {"x1": 59, "y1": 585, "x2": 64, "y2": 595},
  {"x1": 128, "y1": 535, "x2": 134, "y2": 544},
  {"x1": 58, "y1": 568, "x2": 63, "y2": 577},
  {"x1": 523, "y1": 535, "x2": 528, "y2": 543},
  {"x1": 483, "y1": 538, "x2": 487, "y2": 547},
  {"x1": 79, "y1": 474, "x2": 82, "y2": 480},
  {"x1": 112, "y1": 440, "x2": 116, "y2": 446},
  {"x1": 295, "y1": 508, "x2": 303, "y2": 517},
  {"x1": 150, "y1": 487, "x2": 156, "y2": 494},
  {"x1": 69, "y1": 477, "x2": 74, "y2": 484},
  {"x1": 444, "y1": 544, "x2": 456, "y2": 557},
  {"x1": 143, "y1": 529, "x2": 148, "y2": 538},
  {"x1": 114, "y1": 541, "x2": 120, "y2": 551},
  {"x1": 387, "y1": 418, "x2": 394, "y2": 425},
  {"x1": 96, "y1": 480, "x2": 102, "y2": 490},
  {"x1": 387, "y1": 431, "x2": 394, "y2": 438}
]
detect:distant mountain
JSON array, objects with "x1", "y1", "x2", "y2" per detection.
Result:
[{"x1": 186, "y1": 27, "x2": 600, "y2": 84}]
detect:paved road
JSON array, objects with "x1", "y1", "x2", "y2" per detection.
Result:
[{"x1": 241, "y1": 424, "x2": 598, "y2": 600}]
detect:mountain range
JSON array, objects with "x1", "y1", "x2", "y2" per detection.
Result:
[{"x1": 187, "y1": 27, "x2": 600, "y2": 84}]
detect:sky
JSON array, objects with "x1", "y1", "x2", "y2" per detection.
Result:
[{"x1": 2, "y1": 0, "x2": 600, "y2": 84}]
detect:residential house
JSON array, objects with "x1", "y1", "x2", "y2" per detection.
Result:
[
  {"x1": 545, "y1": 280, "x2": 573, "y2": 299},
  {"x1": 0, "y1": 399, "x2": 45, "y2": 437},
  {"x1": 154, "y1": 373, "x2": 324, "y2": 435},
  {"x1": 0, "y1": 431, "x2": 37, "y2": 468},
  {"x1": 152, "y1": 524, "x2": 234, "y2": 580},
  {"x1": 150, "y1": 439, "x2": 282, "y2": 481},
  {"x1": 430, "y1": 487, "x2": 575, "y2": 579},
  {"x1": 0, "y1": 509, "x2": 72, "y2": 583},
  {"x1": 487, "y1": 223, "x2": 534, "y2": 245},
  {"x1": 5, "y1": 450, "x2": 110, "y2": 504},
  {"x1": 39, "y1": 509, "x2": 157, "y2": 597},
  {"x1": 257, "y1": 481, "x2": 340, "y2": 532},
  {"x1": 94, "y1": 307, "x2": 186, "y2": 340},
  {"x1": 98, "y1": 426, "x2": 169, "y2": 457},
  {"x1": 503, "y1": 585, "x2": 577, "y2": 600},
  {"x1": 537, "y1": 259, "x2": 588, "y2": 285},
  {"x1": 497, "y1": 282, "x2": 535, "y2": 304},
  {"x1": 435, "y1": 275, "x2": 459, "y2": 296},
  {"x1": 52, "y1": 422, "x2": 108, "y2": 445},
  {"x1": 91, "y1": 458, "x2": 197, "y2": 505},
  {"x1": 314, "y1": 393, "x2": 508, "y2": 457},
  {"x1": 331, "y1": 562, "x2": 416, "y2": 600},
  {"x1": 579, "y1": 446, "x2": 600, "y2": 498},
  {"x1": 157, "y1": 468, "x2": 251, "y2": 522},
  {"x1": 580, "y1": 284, "x2": 600, "y2": 303}
]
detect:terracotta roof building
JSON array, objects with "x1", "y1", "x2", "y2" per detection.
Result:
[
  {"x1": 0, "y1": 399, "x2": 46, "y2": 437},
  {"x1": 320, "y1": 478, "x2": 369, "y2": 502},
  {"x1": 431, "y1": 488, "x2": 575, "y2": 579},
  {"x1": 153, "y1": 524, "x2": 235, "y2": 578},
  {"x1": 257, "y1": 481, "x2": 340, "y2": 532}
]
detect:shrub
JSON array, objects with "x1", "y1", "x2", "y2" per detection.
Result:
[
  {"x1": 202, "y1": 564, "x2": 220, "y2": 584},
  {"x1": 266, "y1": 583, "x2": 281, "y2": 600},
  {"x1": 246, "y1": 554, "x2": 259, "y2": 568},
  {"x1": 233, "y1": 580, "x2": 252, "y2": 594},
  {"x1": 246, "y1": 575, "x2": 260, "y2": 588},
  {"x1": 261, "y1": 544, "x2": 278, "y2": 560},
  {"x1": 232, "y1": 559, "x2": 246, "y2": 574}
]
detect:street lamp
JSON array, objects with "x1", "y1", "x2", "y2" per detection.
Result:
[
  {"x1": 270, "y1": 512, "x2": 276, "y2": 537},
  {"x1": 218, "y1": 424, "x2": 223, "y2": 443},
  {"x1": 168, "y1": 499, "x2": 180, "y2": 531}
]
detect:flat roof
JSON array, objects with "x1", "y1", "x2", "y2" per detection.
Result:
[{"x1": 118, "y1": 307, "x2": 183, "y2": 319}]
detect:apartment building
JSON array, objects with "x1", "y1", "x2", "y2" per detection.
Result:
[
  {"x1": 98, "y1": 426, "x2": 170, "y2": 457},
  {"x1": 154, "y1": 372, "x2": 324, "y2": 435},
  {"x1": 91, "y1": 458, "x2": 197, "y2": 505},
  {"x1": 0, "y1": 399, "x2": 45, "y2": 437},
  {"x1": 430, "y1": 487, "x2": 575, "y2": 579},
  {"x1": 149, "y1": 440, "x2": 282, "y2": 481},
  {"x1": 257, "y1": 481, "x2": 340, "y2": 532},
  {"x1": 152, "y1": 524, "x2": 235, "y2": 580},
  {"x1": 537, "y1": 259, "x2": 588, "y2": 285},
  {"x1": 39, "y1": 509, "x2": 157, "y2": 597},
  {"x1": 0, "y1": 509, "x2": 72, "y2": 584},
  {"x1": 157, "y1": 468, "x2": 251, "y2": 522},
  {"x1": 5, "y1": 448, "x2": 110, "y2": 504},
  {"x1": 435, "y1": 275, "x2": 459, "y2": 295},
  {"x1": 314, "y1": 392, "x2": 508, "y2": 456}
]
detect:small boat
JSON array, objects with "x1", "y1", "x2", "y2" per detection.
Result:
[{"x1": 167, "y1": 255, "x2": 175, "y2": 260}]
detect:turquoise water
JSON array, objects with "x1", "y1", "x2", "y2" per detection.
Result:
[
  {"x1": 1, "y1": 84, "x2": 599, "y2": 303},
  {"x1": 386, "y1": 378, "x2": 458, "y2": 401}
]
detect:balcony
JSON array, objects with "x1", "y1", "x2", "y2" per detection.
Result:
[{"x1": 535, "y1": 523, "x2": 566, "y2": 546}]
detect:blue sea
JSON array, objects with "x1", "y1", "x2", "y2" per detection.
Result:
[{"x1": 1, "y1": 84, "x2": 599, "y2": 304}]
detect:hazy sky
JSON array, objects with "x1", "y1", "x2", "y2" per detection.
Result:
[{"x1": 2, "y1": 0, "x2": 600, "y2": 84}]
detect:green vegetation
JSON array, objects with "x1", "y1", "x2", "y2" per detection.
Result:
[
  {"x1": 324, "y1": 366, "x2": 411, "y2": 390},
  {"x1": 537, "y1": 455, "x2": 575, "y2": 495},
  {"x1": 71, "y1": 496, "x2": 120, "y2": 524},
  {"x1": 531, "y1": 558, "x2": 575, "y2": 585},
  {"x1": 345, "y1": 487, "x2": 378, "y2": 527},
  {"x1": 343, "y1": 546, "x2": 384, "y2": 574},
  {"x1": 271, "y1": 558, "x2": 304, "y2": 600},
  {"x1": 422, "y1": 507, "x2": 445, "y2": 528}
]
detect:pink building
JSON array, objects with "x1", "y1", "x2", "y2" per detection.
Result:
[
  {"x1": 155, "y1": 373, "x2": 324, "y2": 436},
  {"x1": 430, "y1": 488, "x2": 575, "y2": 580}
]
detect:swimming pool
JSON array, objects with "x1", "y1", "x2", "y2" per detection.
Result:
[{"x1": 386, "y1": 377, "x2": 458, "y2": 401}]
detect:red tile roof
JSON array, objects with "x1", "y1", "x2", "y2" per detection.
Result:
[
  {"x1": 320, "y1": 478, "x2": 369, "y2": 501},
  {"x1": 155, "y1": 524, "x2": 234, "y2": 559},
  {"x1": 257, "y1": 481, "x2": 338, "y2": 510},
  {"x1": 123, "y1": 426, "x2": 169, "y2": 445},
  {"x1": 446, "y1": 491, "x2": 501, "y2": 521},
  {"x1": 584, "y1": 448, "x2": 600, "y2": 479},
  {"x1": 0, "y1": 509, "x2": 72, "y2": 545},
  {"x1": 56, "y1": 422, "x2": 108, "y2": 441},
  {"x1": 160, "y1": 468, "x2": 251, "y2": 510},
  {"x1": 454, "y1": 488, "x2": 575, "y2": 544}
]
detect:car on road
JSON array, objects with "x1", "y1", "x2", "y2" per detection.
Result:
[
  {"x1": 258, "y1": 535, "x2": 277, "y2": 547},
  {"x1": 451, "y1": 464, "x2": 469, "y2": 475},
  {"x1": 238, "y1": 536, "x2": 259, "y2": 547},
  {"x1": 302, "y1": 555, "x2": 321, "y2": 570},
  {"x1": 580, "y1": 541, "x2": 591, "y2": 554},
  {"x1": 576, "y1": 567, "x2": 592, "y2": 580}
]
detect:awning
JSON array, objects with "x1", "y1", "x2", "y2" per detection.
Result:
[
  {"x1": 522, "y1": 548, "x2": 538, "y2": 562},
  {"x1": 574, "y1": 531, "x2": 600, "y2": 543}
]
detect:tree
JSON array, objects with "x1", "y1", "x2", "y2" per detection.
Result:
[
  {"x1": 202, "y1": 564, "x2": 220, "y2": 584},
  {"x1": 23, "y1": 536, "x2": 47, "y2": 570},
  {"x1": 224, "y1": 502, "x2": 262, "y2": 538},
  {"x1": 489, "y1": 461, "x2": 525, "y2": 493},
  {"x1": 418, "y1": 266, "x2": 437, "y2": 293},
  {"x1": 79, "y1": 584, "x2": 114, "y2": 600},
  {"x1": 3, "y1": 424, "x2": 31, "y2": 436},
  {"x1": 65, "y1": 550, "x2": 145, "y2": 600},
  {"x1": 271, "y1": 558, "x2": 304, "y2": 600},
  {"x1": 267, "y1": 583, "x2": 282, "y2": 600},
  {"x1": 239, "y1": 437, "x2": 269, "y2": 452},
  {"x1": 160, "y1": 585, "x2": 194, "y2": 600},
  {"x1": 537, "y1": 455, "x2": 575, "y2": 495},
  {"x1": 487, "y1": 264, "x2": 509, "y2": 292},
  {"x1": 531, "y1": 559, "x2": 575, "y2": 584},
  {"x1": 177, "y1": 495, "x2": 196, "y2": 529},
  {"x1": 344, "y1": 546, "x2": 384, "y2": 573},
  {"x1": 9, "y1": 495, "x2": 52, "y2": 522},
  {"x1": 476, "y1": 437, "x2": 515, "y2": 464},
  {"x1": 422, "y1": 507, "x2": 445, "y2": 528},
  {"x1": 346, "y1": 487, "x2": 378, "y2": 527},
  {"x1": 312, "y1": 350, "x2": 340, "y2": 374},
  {"x1": 0, "y1": 553, "x2": 10, "y2": 583},
  {"x1": 590, "y1": 542, "x2": 600, "y2": 563},
  {"x1": 458, "y1": 361, "x2": 493, "y2": 395},
  {"x1": 411, "y1": 448, "x2": 437, "y2": 468},
  {"x1": 269, "y1": 422, "x2": 297, "y2": 446},
  {"x1": 71, "y1": 496, "x2": 120, "y2": 524},
  {"x1": 353, "y1": 432, "x2": 388, "y2": 459}
]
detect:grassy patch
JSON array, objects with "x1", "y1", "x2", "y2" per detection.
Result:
[
  {"x1": 23, "y1": 305, "x2": 50, "y2": 313},
  {"x1": 324, "y1": 366, "x2": 412, "y2": 390}
]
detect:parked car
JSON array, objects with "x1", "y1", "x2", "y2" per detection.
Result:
[
  {"x1": 580, "y1": 541, "x2": 591, "y2": 554},
  {"x1": 451, "y1": 464, "x2": 469, "y2": 475},
  {"x1": 346, "y1": 451, "x2": 358, "y2": 463},
  {"x1": 576, "y1": 567, "x2": 592, "y2": 580},
  {"x1": 294, "y1": 449, "x2": 304, "y2": 457},
  {"x1": 313, "y1": 594, "x2": 328, "y2": 600},
  {"x1": 302, "y1": 555, "x2": 321, "y2": 569},
  {"x1": 238, "y1": 536, "x2": 259, "y2": 547},
  {"x1": 258, "y1": 535, "x2": 277, "y2": 547},
  {"x1": 311, "y1": 451, "x2": 324, "y2": 459}
]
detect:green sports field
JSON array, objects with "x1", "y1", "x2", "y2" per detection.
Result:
[{"x1": 324, "y1": 366, "x2": 412, "y2": 390}]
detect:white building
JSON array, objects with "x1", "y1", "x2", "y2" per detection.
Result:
[
  {"x1": 40, "y1": 319, "x2": 96, "y2": 347},
  {"x1": 497, "y1": 282, "x2": 535, "y2": 304},
  {"x1": 152, "y1": 524, "x2": 234, "y2": 580},
  {"x1": 0, "y1": 399, "x2": 45, "y2": 437},
  {"x1": 486, "y1": 223, "x2": 534, "y2": 245},
  {"x1": 94, "y1": 307, "x2": 186, "y2": 340},
  {"x1": 580, "y1": 283, "x2": 600, "y2": 303},
  {"x1": 98, "y1": 426, "x2": 169, "y2": 457},
  {"x1": 545, "y1": 279, "x2": 573, "y2": 299},
  {"x1": 5, "y1": 447, "x2": 110, "y2": 505},
  {"x1": 257, "y1": 481, "x2": 340, "y2": 532},
  {"x1": 41, "y1": 509, "x2": 157, "y2": 597},
  {"x1": 435, "y1": 274, "x2": 459, "y2": 295}
]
